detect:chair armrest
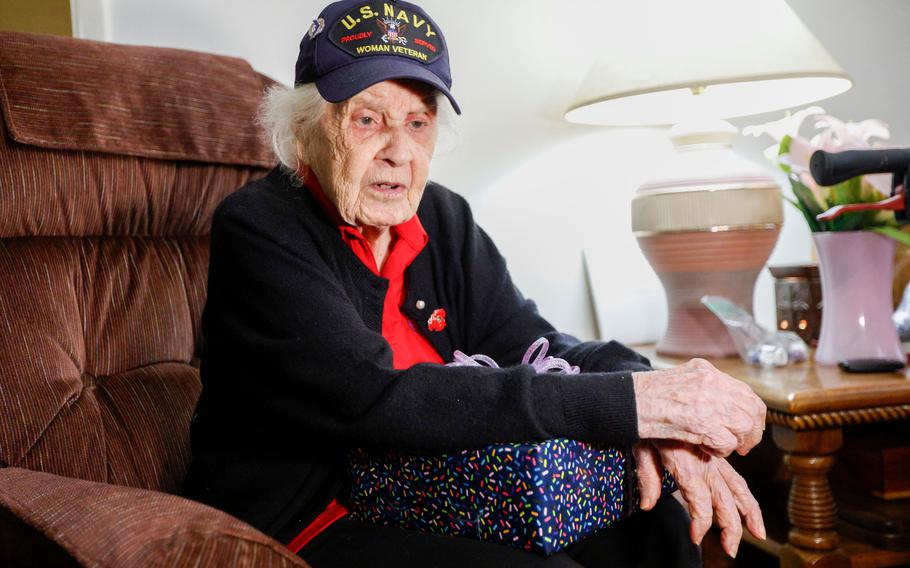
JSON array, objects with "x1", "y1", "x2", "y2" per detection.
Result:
[{"x1": 0, "y1": 467, "x2": 309, "y2": 567}]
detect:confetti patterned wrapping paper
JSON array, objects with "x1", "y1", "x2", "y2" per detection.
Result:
[{"x1": 349, "y1": 440, "x2": 677, "y2": 555}]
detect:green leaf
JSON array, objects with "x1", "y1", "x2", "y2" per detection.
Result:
[
  {"x1": 828, "y1": 214, "x2": 845, "y2": 232},
  {"x1": 788, "y1": 179, "x2": 830, "y2": 230},
  {"x1": 778, "y1": 135, "x2": 792, "y2": 156},
  {"x1": 790, "y1": 179, "x2": 825, "y2": 215},
  {"x1": 872, "y1": 226, "x2": 910, "y2": 246},
  {"x1": 785, "y1": 170, "x2": 905, "y2": 235},
  {"x1": 829, "y1": 177, "x2": 862, "y2": 205},
  {"x1": 836, "y1": 211, "x2": 866, "y2": 231},
  {"x1": 777, "y1": 135, "x2": 793, "y2": 175},
  {"x1": 783, "y1": 195, "x2": 822, "y2": 232},
  {"x1": 870, "y1": 209, "x2": 897, "y2": 226}
]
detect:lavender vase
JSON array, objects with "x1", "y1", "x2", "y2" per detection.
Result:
[{"x1": 814, "y1": 231, "x2": 903, "y2": 365}]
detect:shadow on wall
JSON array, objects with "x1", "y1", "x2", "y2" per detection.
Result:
[{"x1": 469, "y1": 128, "x2": 673, "y2": 343}]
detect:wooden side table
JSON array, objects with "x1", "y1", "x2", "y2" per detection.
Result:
[{"x1": 636, "y1": 347, "x2": 910, "y2": 568}]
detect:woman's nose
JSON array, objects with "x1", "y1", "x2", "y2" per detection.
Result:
[{"x1": 376, "y1": 127, "x2": 412, "y2": 167}]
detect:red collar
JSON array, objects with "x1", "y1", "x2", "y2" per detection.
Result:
[{"x1": 305, "y1": 182, "x2": 428, "y2": 254}]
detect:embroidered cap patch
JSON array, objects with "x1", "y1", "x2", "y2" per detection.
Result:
[{"x1": 328, "y1": 1, "x2": 444, "y2": 65}]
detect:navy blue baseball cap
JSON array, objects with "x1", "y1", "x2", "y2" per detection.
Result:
[{"x1": 295, "y1": 0, "x2": 461, "y2": 114}]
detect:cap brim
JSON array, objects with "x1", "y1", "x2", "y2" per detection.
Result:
[{"x1": 314, "y1": 57, "x2": 461, "y2": 115}]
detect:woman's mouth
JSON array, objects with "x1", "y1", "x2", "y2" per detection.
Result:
[{"x1": 369, "y1": 182, "x2": 407, "y2": 195}]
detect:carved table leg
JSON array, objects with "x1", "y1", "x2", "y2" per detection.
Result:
[{"x1": 772, "y1": 425, "x2": 844, "y2": 552}]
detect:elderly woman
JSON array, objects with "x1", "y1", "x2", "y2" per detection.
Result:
[{"x1": 183, "y1": 1, "x2": 767, "y2": 566}]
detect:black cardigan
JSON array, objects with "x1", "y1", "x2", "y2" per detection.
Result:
[{"x1": 183, "y1": 167, "x2": 652, "y2": 544}]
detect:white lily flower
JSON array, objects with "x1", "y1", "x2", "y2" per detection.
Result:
[
  {"x1": 854, "y1": 119, "x2": 891, "y2": 144},
  {"x1": 811, "y1": 115, "x2": 891, "y2": 150},
  {"x1": 785, "y1": 135, "x2": 816, "y2": 172},
  {"x1": 743, "y1": 105, "x2": 825, "y2": 142},
  {"x1": 747, "y1": 107, "x2": 901, "y2": 234}
]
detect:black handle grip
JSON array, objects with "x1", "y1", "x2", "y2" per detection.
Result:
[{"x1": 809, "y1": 148, "x2": 910, "y2": 186}]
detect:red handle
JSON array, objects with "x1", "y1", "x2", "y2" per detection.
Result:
[{"x1": 816, "y1": 192, "x2": 904, "y2": 222}]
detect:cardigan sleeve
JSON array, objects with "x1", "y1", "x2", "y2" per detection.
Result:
[
  {"x1": 201, "y1": 188, "x2": 641, "y2": 453},
  {"x1": 434, "y1": 191, "x2": 653, "y2": 442}
]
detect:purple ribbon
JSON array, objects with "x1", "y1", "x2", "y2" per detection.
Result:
[{"x1": 448, "y1": 337, "x2": 580, "y2": 375}]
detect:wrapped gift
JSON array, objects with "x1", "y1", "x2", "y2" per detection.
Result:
[
  {"x1": 349, "y1": 439, "x2": 676, "y2": 555},
  {"x1": 349, "y1": 339, "x2": 677, "y2": 555}
]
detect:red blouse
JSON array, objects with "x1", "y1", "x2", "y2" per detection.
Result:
[{"x1": 288, "y1": 182, "x2": 444, "y2": 554}]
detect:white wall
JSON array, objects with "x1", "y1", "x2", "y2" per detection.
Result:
[{"x1": 75, "y1": 0, "x2": 910, "y2": 344}]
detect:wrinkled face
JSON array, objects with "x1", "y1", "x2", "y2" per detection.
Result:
[{"x1": 303, "y1": 80, "x2": 438, "y2": 229}]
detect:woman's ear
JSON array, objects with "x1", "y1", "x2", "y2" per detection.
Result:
[
  {"x1": 295, "y1": 138, "x2": 306, "y2": 166},
  {"x1": 294, "y1": 139, "x2": 309, "y2": 182},
  {"x1": 295, "y1": 139, "x2": 316, "y2": 185}
]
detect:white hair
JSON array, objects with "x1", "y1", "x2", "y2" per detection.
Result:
[
  {"x1": 258, "y1": 83, "x2": 327, "y2": 175},
  {"x1": 258, "y1": 82, "x2": 458, "y2": 177}
]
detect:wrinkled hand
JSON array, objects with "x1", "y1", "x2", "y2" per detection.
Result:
[
  {"x1": 633, "y1": 441, "x2": 766, "y2": 558},
  {"x1": 632, "y1": 358, "x2": 766, "y2": 457},
  {"x1": 633, "y1": 442, "x2": 666, "y2": 514}
]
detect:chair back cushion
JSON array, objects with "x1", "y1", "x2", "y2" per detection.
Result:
[{"x1": 0, "y1": 31, "x2": 274, "y2": 493}]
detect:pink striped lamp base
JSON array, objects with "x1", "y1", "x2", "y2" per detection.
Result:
[{"x1": 636, "y1": 227, "x2": 781, "y2": 358}]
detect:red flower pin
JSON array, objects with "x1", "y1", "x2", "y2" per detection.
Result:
[{"x1": 427, "y1": 308, "x2": 447, "y2": 332}]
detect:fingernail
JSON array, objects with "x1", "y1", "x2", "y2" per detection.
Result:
[
  {"x1": 759, "y1": 524, "x2": 767, "y2": 540},
  {"x1": 641, "y1": 497, "x2": 652, "y2": 510},
  {"x1": 730, "y1": 542, "x2": 739, "y2": 558}
]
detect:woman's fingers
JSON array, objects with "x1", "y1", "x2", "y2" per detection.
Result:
[
  {"x1": 633, "y1": 443, "x2": 662, "y2": 511},
  {"x1": 683, "y1": 482, "x2": 714, "y2": 547},
  {"x1": 709, "y1": 466, "x2": 743, "y2": 558},
  {"x1": 653, "y1": 440, "x2": 766, "y2": 558},
  {"x1": 728, "y1": 388, "x2": 767, "y2": 455},
  {"x1": 654, "y1": 441, "x2": 713, "y2": 545},
  {"x1": 712, "y1": 373, "x2": 766, "y2": 456},
  {"x1": 718, "y1": 458, "x2": 766, "y2": 540},
  {"x1": 701, "y1": 427, "x2": 740, "y2": 458}
]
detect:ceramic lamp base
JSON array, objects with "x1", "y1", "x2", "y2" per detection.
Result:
[
  {"x1": 637, "y1": 228, "x2": 781, "y2": 358},
  {"x1": 630, "y1": 120, "x2": 783, "y2": 358}
]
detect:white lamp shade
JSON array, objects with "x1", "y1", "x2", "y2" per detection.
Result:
[{"x1": 565, "y1": 0, "x2": 851, "y2": 126}]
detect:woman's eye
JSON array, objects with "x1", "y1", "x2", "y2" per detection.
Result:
[
  {"x1": 409, "y1": 120, "x2": 427, "y2": 130},
  {"x1": 358, "y1": 116, "x2": 376, "y2": 126}
]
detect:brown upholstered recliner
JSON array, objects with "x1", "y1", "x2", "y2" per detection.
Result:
[{"x1": 0, "y1": 31, "x2": 308, "y2": 567}]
